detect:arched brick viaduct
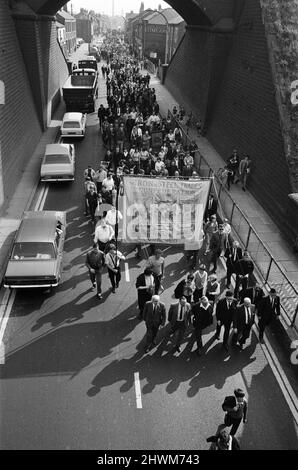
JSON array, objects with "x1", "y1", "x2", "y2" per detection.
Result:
[{"x1": 1, "y1": 0, "x2": 297, "y2": 238}]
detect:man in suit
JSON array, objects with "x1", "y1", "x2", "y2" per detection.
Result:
[
  {"x1": 234, "y1": 251, "x2": 254, "y2": 298},
  {"x1": 210, "y1": 224, "x2": 228, "y2": 273},
  {"x1": 258, "y1": 288, "x2": 280, "y2": 341},
  {"x1": 135, "y1": 267, "x2": 155, "y2": 320},
  {"x1": 204, "y1": 193, "x2": 218, "y2": 222},
  {"x1": 143, "y1": 295, "x2": 166, "y2": 353},
  {"x1": 224, "y1": 240, "x2": 243, "y2": 289},
  {"x1": 240, "y1": 283, "x2": 265, "y2": 313},
  {"x1": 215, "y1": 290, "x2": 238, "y2": 351},
  {"x1": 167, "y1": 296, "x2": 191, "y2": 353},
  {"x1": 191, "y1": 296, "x2": 213, "y2": 355},
  {"x1": 232, "y1": 297, "x2": 255, "y2": 349}
]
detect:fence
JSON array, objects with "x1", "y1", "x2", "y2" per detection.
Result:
[{"x1": 167, "y1": 110, "x2": 298, "y2": 330}]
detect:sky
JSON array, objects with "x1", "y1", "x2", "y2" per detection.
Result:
[{"x1": 69, "y1": 0, "x2": 169, "y2": 16}]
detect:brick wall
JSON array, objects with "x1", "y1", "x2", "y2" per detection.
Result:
[
  {"x1": 164, "y1": 29, "x2": 214, "y2": 123},
  {"x1": 0, "y1": 1, "x2": 42, "y2": 213},
  {"x1": 0, "y1": 2, "x2": 69, "y2": 214},
  {"x1": 15, "y1": 15, "x2": 69, "y2": 128},
  {"x1": 206, "y1": 0, "x2": 293, "y2": 236},
  {"x1": 165, "y1": 0, "x2": 296, "y2": 239}
]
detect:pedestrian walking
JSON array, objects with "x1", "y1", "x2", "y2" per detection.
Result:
[
  {"x1": 206, "y1": 428, "x2": 240, "y2": 450},
  {"x1": 143, "y1": 295, "x2": 166, "y2": 353},
  {"x1": 86, "y1": 186, "x2": 100, "y2": 222},
  {"x1": 232, "y1": 297, "x2": 255, "y2": 350},
  {"x1": 191, "y1": 296, "x2": 213, "y2": 355},
  {"x1": 84, "y1": 165, "x2": 96, "y2": 181},
  {"x1": 105, "y1": 243, "x2": 125, "y2": 293},
  {"x1": 174, "y1": 273, "x2": 195, "y2": 304},
  {"x1": 238, "y1": 154, "x2": 252, "y2": 191},
  {"x1": 167, "y1": 296, "x2": 191, "y2": 353},
  {"x1": 222, "y1": 388, "x2": 248, "y2": 436},
  {"x1": 135, "y1": 267, "x2": 155, "y2": 320},
  {"x1": 84, "y1": 177, "x2": 97, "y2": 215},
  {"x1": 224, "y1": 240, "x2": 243, "y2": 288},
  {"x1": 215, "y1": 290, "x2": 238, "y2": 350},
  {"x1": 93, "y1": 165, "x2": 107, "y2": 193},
  {"x1": 94, "y1": 218, "x2": 115, "y2": 252},
  {"x1": 85, "y1": 243, "x2": 105, "y2": 299},
  {"x1": 203, "y1": 215, "x2": 218, "y2": 254},
  {"x1": 204, "y1": 193, "x2": 218, "y2": 222},
  {"x1": 193, "y1": 264, "x2": 208, "y2": 303},
  {"x1": 146, "y1": 249, "x2": 165, "y2": 294},
  {"x1": 234, "y1": 251, "x2": 254, "y2": 298},
  {"x1": 226, "y1": 149, "x2": 240, "y2": 189},
  {"x1": 257, "y1": 288, "x2": 280, "y2": 342},
  {"x1": 239, "y1": 283, "x2": 265, "y2": 312},
  {"x1": 206, "y1": 274, "x2": 220, "y2": 302},
  {"x1": 209, "y1": 224, "x2": 228, "y2": 273}
]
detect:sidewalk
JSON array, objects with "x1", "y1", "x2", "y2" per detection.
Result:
[{"x1": 148, "y1": 72, "x2": 298, "y2": 337}]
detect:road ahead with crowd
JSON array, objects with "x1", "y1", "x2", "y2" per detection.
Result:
[{"x1": 0, "y1": 39, "x2": 297, "y2": 451}]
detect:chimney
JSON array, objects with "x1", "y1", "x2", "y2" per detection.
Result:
[
  {"x1": 140, "y1": 2, "x2": 144, "y2": 13},
  {"x1": 63, "y1": 3, "x2": 68, "y2": 13},
  {"x1": 158, "y1": 4, "x2": 162, "y2": 11},
  {"x1": 70, "y1": 3, "x2": 73, "y2": 15}
]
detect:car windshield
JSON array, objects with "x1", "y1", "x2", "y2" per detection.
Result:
[
  {"x1": 63, "y1": 121, "x2": 80, "y2": 128},
  {"x1": 45, "y1": 154, "x2": 70, "y2": 164},
  {"x1": 12, "y1": 242, "x2": 56, "y2": 260}
]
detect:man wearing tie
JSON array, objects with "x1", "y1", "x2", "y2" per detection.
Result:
[
  {"x1": 257, "y1": 288, "x2": 280, "y2": 342},
  {"x1": 204, "y1": 193, "x2": 218, "y2": 222},
  {"x1": 240, "y1": 283, "x2": 265, "y2": 313},
  {"x1": 143, "y1": 295, "x2": 166, "y2": 353},
  {"x1": 224, "y1": 240, "x2": 243, "y2": 289},
  {"x1": 232, "y1": 298, "x2": 255, "y2": 350},
  {"x1": 209, "y1": 224, "x2": 228, "y2": 273},
  {"x1": 167, "y1": 296, "x2": 191, "y2": 353},
  {"x1": 215, "y1": 290, "x2": 238, "y2": 351}
]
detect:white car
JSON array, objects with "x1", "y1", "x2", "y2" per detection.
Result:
[
  {"x1": 40, "y1": 143, "x2": 75, "y2": 182},
  {"x1": 61, "y1": 112, "x2": 87, "y2": 138}
]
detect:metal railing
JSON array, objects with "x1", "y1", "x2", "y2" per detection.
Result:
[{"x1": 167, "y1": 109, "x2": 298, "y2": 329}]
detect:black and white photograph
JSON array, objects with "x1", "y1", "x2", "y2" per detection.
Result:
[{"x1": 0, "y1": 0, "x2": 298, "y2": 454}]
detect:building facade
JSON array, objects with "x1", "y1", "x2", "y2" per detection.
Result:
[
  {"x1": 56, "y1": 21, "x2": 67, "y2": 57},
  {"x1": 56, "y1": 10, "x2": 76, "y2": 56},
  {"x1": 130, "y1": 8, "x2": 185, "y2": 65}
]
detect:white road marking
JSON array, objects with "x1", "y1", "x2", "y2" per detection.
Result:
[
  {"x1": 0, "y1": 289, "x2": 16, "y2": 364},
  {"x1": 125, "y1": 263, "x2": 130, "y2": 282},
  {"x1": 39, "y1": 185, "x2": 49, "y2": 211},
  {"x1": 34, "y1": 186, "x2": 45, "y2": 211},
  {"x1": 134, "y1": 372, "x2": 142, "y2": 409},
  {"x1": 252, "y1": 325, "x2": 298, "y2": 424}
]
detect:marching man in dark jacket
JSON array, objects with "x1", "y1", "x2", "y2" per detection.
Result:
[
  {"x1": 222, "y1": 388, "x2": 248, "y2": 436},
  {"x1": 232, "y1": 298, "x2": 255, "y2": 350},
  {"x1": 215, "y1": 291, "x2": 238, "y2": 351},
  {"x1": 224, "y1": 240, "x2": 243, "y2": 289},
  {"x1": 234, "y1": 251, "x2": 254, "y2": 298},
  {"x1": 258, "y1": 288, "x2": 280, "y2": 341},
  {"x1": 191, "y1": 296, "x2": 213, "y2": 355},
  {"x1": 143, "y1": 295, "x2": 166, "y2": 353}
]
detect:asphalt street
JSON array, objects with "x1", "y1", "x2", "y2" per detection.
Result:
[{"x1": 0, "y1": 44, "x2": 297, "y2": 450}]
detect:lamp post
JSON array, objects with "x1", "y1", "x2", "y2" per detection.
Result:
[{"x1": 153, "y1": 9, "x2": 169, "y2": 64}]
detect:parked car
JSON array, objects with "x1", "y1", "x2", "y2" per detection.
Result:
[
  {"x1": 4, "y1": 211, "x2": 66, "y2": 289},
  {"x1": 40, "y1": 143, "x2": 75, "y2": 182},
  {"x1": 61, "y1": 112, "x2": 87, "y2": 138}
]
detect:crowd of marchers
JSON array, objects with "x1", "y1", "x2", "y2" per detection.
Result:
[{"x1": 81, "y1": 32, "x2": 285, "y2": 449}]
